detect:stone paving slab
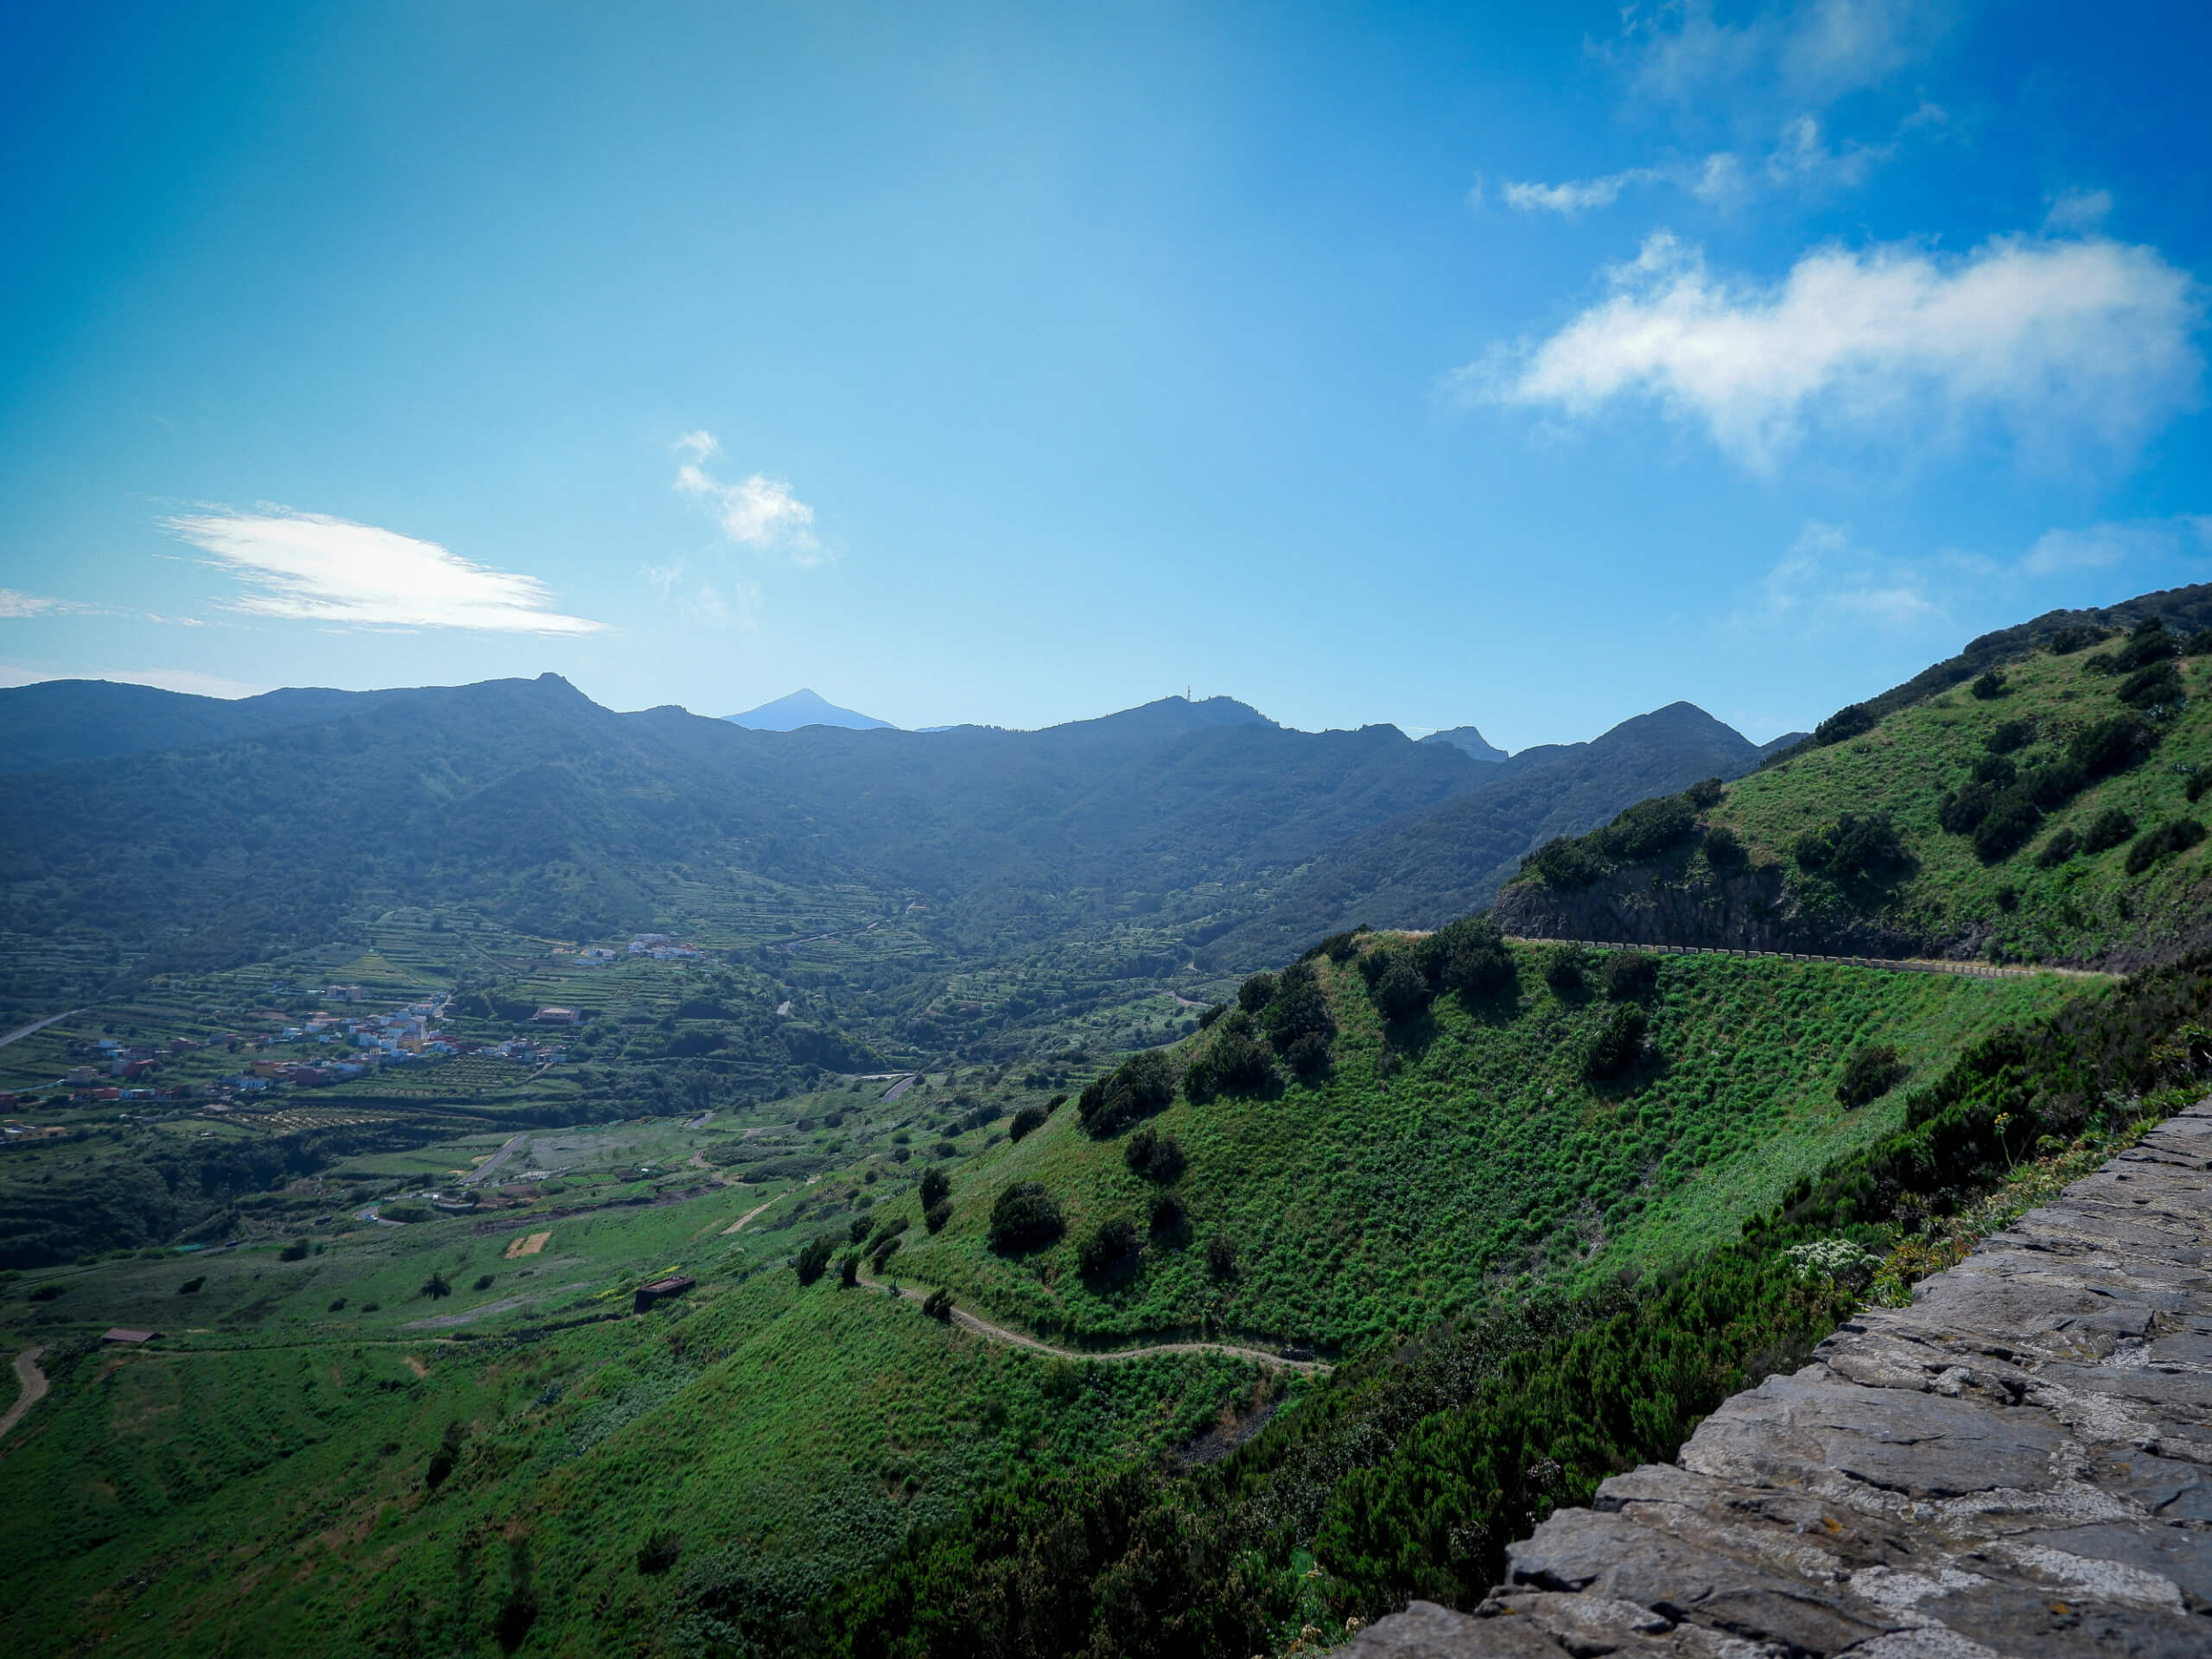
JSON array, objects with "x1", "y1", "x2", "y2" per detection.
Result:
[{"x1": 1346, "y1": 1099, "x2": 2212, "y2": 1657}]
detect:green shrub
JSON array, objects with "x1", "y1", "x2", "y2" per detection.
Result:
[
  {"x1": 1183, "y1": 1026, "x2": 1278, "y2": 1100},
  {"x1": 1364, "y1": 951, "x2": 1429, "y2": 1021},
  {"x1": 2069, "y1": 713, "x2": 2156, "y2": 779},
  {"x1": 849, "y1": 1215, "x2": 875, "y2": 1245},
  {"x1": 278, "y1": 1236, "x2": 309, "y2": 1262},
  {"x1": 1300, "y1": 928, "x2": 1369, "y2": 964},
  {"x1": 1519, "y1": 836, "x2": 1602, "y2": 889},
  {"x1": 795, "y1": 1234, "x2": 837, "y2": 1285},
  {"x1": 839, "y1": 1253, "x2": 860, "y2": 1287},
  {"x1": 1007, "y1": 1106, "x2": 1047, "y2": 1141},
  {"x1": 1970, "y1": 669, "x2": 2007, "y2": 700},
  {"x1": 1260, "y1": 960, "x2": 1336, "y2": 1052},
  {"x1": 1599, "y1": 951, "x2": 1657, "y2": 1000},
  {"x1": 1077, "y1": 1050, "x2": 1176, "y2": 1136},
  {"x1": 920, "y1": 1287, "x2": 955, "y2": 1321},
  {"x1": 1124, "y1": 1127, "x2": 1185, "y2": 1183},
  {"x1": 1700, "y1": 823, "x2": 1747, "y2": 872},
  {"x1": 1541, "y1": 945, "x2": 1587, "y2": 994},
  {"x1": 1794, "y1": 812, "x2": 1907, "y2": 880},
  {"x1": 2046, "y1": 623, "x2": 2107, "y2": 654},
  {"x1": 1077, "y1": 1217, "x2": 1140, "y2": 1278},
  {"x1": 1196, "y1": 1002, "x2": 1227, "y2": 1030},
  {"x1": 419, "y1": 1271, "x2": 452, "y2": 1301},
  {"x1": 2112, "y1": 618, "x2": 2179, "y2": 672},
  {"x1": 868, "y1": 1234, "x2": 903, "y2": 1273},
  {"x1": 2019, "y1": 758, "x2": 2088, "y2": 806},
  {"x1": 918, "y1": 1166, "x2": 950, "y2": 1210},
  {"x1": 1593, "y1": 794, "x2": 1696, "y2": 862},
  {"x1": 1584, "y1": 1005, "x2": 1648, "y2": 1079},
  {"x1": 1835, "y1": 1043, "x2": 1908, "y2": 1108},
  {"x1": 474, "y1": 1273, "x2": 495, "y2": 1291},
  {"x1": 1204, "y1": 1234, "x2": 1237, "y2": 1278},
  {"x1": 1969, "y1": 753, "x2": 2017, "y2": 787},
  {"x1": 1986, "y1": 718, "x2": 2035, "y2": 753},
  {"x1": 1283, "y1": 1031, "x2": 1332, "y2": 1077},
  {"x1": 1812, "y1": 702, "x2": 1877, "y2": 746},
  {"x1": 324, "y1": 1295, "x2": 343, "y2": 1311},
  {"x1": 1972, "y1": 792, "x2": 2044, "y2": 862},
  {"x1": 2035, "y1": 828, "x2": 2082, "y2": 868},
  {"x1": 1419, "y1": 915, "x2": 1517, "y2": 1000},
  {"x1": 2126, "y1": 818, "x2": 2207, "y2": 876},
  {"x1": 636, "y1": 1532, "x2": 684, "y2": 1575},
  {"x1": 2188, "y1": 629, "x2": 2212, "y2": 658},
  {"x1": 924, "y1": 1200, "x2": 952, "y2": 1234},
  {"x1": 1685, "y1": 778, "x2": 1726, "y2": 808},
  {"x1": 1149, "y1": 1193, "x2": 1185, "y2": 1236},
  {"x1": 988, "y1": 1182, "x2": 1064, "y2": 1254},
  {"x1": 2190, "y1": 771, "x2": 2212, "y2": 804},
  {"x1": 176, "y1": 1276, "x2": 205, "y2": 1295},
  {"x1": 2082, "y1": 807, "x2": 2137, "y2": 854},
  {"x1": 1236, "y1": 973, "x2": 1277, "y2": 1014},
  {"x1": 1936, "y1": 782, "x2": 1995, "y2": 836},
  {"x1": 2119, "y1": 663, "x2": 2183, "y2": 709}
]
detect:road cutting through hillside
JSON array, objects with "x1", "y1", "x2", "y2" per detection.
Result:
[
  {"x1": 0, "y1": 1346, "x2": 48, "y2": 1442},
  {"x1": 853, "y1": 1273, "x2": 1329, "y2": 1372}
]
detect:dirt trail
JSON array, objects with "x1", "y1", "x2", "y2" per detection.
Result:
[
  {"x1": 721, "y1": 1195, "x2": 783, "y2": 1235},
  {"x1": 0, "y1": 1346, "x2": 49, "y2": 1442},
  {"x1": 854, "y1": 1274, "x2": 1329, "y2": 1372}
]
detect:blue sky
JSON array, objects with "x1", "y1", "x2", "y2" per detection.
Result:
[{"x1": 2, "y1": 1, "x2": 2207, "y2": 747}]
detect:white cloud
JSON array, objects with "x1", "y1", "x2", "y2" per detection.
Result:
[
  {"x1": 1478, "y1": 231, "x2": 2202, "y2": 469},
  {"x1": 2022, "y1": 515, "x2": 2212, "y2": 576},
  {"x1": 0, "y1": 589, "x2": 74, "y2": 618},
  {"x1": 2044, "y1": 188, "x2": 2113, "y2": 233},
  {"x1": 1732, "y1": 521, "x2": 1942, "y2": 633},
  {"x1": 672, "y1": 430, "x2": 823, "y2": 563},
  {"x1": 1498, "y1": 116, "x2": 1896, "y2": 218},
  {"x1": 1625, "y1": 0, "x2": 1955, "y2": 111},
  {"x1": 165, "y1": 508, "x2": 603, "y2": 634}
]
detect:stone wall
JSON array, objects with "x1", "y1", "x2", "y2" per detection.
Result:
[{"x1": 1349, "y1": 1100, "x2": 2212, "y2": 1657}]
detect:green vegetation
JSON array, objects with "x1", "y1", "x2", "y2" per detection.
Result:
[{"x1": 815, "y1": 950, "x2": 2212, "y2": 1657}]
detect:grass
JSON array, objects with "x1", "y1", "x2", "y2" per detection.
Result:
[
  {"x1": 844, "y1": 946, "x2": 2082, "y2": 1352},
  {"x1": 1714, "y1": 645, "x2": 2212, "y2": 961}
]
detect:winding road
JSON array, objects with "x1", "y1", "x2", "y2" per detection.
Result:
[
  {"x1": 0, "y1": 1345, "x2": 48, "y2": 1442},
  {"x1": 854, "y1": 1273, "x2": 1329, "y2": 1372}
]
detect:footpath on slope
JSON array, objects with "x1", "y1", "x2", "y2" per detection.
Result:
[
  {"x1": 0, "y1": 1346, "x2": 48, "y2": 1444},
  {"x1": 1351, "y1": 1099, "x2": 2212, "y2": 1658},
  {"x1": 1502, "y1": 936, "x2": 2110, "y2": 983},
  {"x1": 854, "y1": 1273, "x2": 1330, "y2": 1373}
]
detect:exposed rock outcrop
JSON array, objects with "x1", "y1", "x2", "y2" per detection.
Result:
[{"x1": 1348, "y1": 1100, "x2": 2212, "y2": 1656}]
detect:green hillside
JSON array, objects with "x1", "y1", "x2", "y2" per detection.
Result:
[{"x1": 1495, "y1": 615, "x2": 2212, "y2": 969}]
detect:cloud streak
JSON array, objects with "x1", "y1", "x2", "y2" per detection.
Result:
[
  {"x1": 1476, "y1": 232, "x2": 2202, "y2": 469},
  {"x1": 673, "y1": 431, "x2": 823, "y2": 563},
  {"x1": 165, "y1": 509, "x2": 604, "y2": 634}
]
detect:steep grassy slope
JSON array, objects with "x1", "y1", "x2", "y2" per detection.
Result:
[
  {"x1": 860, "y1": 944, "x2": 2079, "y2": 1351},
  {"x1": 1496, "y1": 630, "x2": 2212, "y2": 967}
]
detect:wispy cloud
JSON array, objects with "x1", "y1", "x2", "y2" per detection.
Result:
[
  {"x1": 1471, "y1": 231, "x2": 2202, "y2": 470},
  {"x1": 1497, "y1": 112, "x2": 1908, "y2": 218},
  {"x1": 672, "y1": 431, "x2": 823, "y2": 564},
  {"x1": 1620, "y1": 0, "x2": 1957, "y2": 113},
  {"x1": 640, "y1": 557, "x2": 761, "y2": 632},
  {"x1": 164, "y1": 508, "x2": 603, "y2": 634},
  {"x1": 2044, "y1": 187, "x2": 2113, "y2": 233},
  {"x1": 2022, "y1": 515, "x2": 2212, "y2": 576},
  {"x1": 1730, "y1": 522, "x2": 1943, "y2": 634},
  {"x1": 0, "y1": 589, "x2": 85, "y2": 618}
]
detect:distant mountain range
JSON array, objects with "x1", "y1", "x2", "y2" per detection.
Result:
[
  {"x1": 723, "y1": 688, "x2": 893, "y2": 731},
  {"x1": 0, "y1": 676, "x2": 1783, "y2": 1020}
]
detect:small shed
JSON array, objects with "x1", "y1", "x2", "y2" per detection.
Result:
[
  {"x1": 633, "y1": 1274, "x2": 695, "y2": 1314},
  {"x1": 102, "y1": 1327, "x2": 160, "y2": 1344}
]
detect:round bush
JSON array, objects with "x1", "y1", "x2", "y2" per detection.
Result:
[
  {"x1": 1835, "y1": 1044, "x2": 1908, "y2": 1109},
  {"x1": 988, "y1": 1182, "x2": 1064, "y2": 1254}
]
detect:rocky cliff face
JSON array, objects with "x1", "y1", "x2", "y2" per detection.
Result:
[
  {"x1": 1348, "y1": 1099, "x2": 2212, "y2": 1657},
  {"x1": 1489, "y1": 863, "x2": 1932, "y2": 960}
]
